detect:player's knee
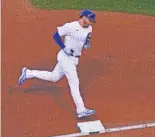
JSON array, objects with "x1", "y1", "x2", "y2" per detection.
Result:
[
  {"x1": 69, "y1": 77, "x2": 79, "y2": 85},
  {"x1": 51, "y1": 76, "x2": 61, "y2": 82},
  {"x1": 50, "y1": 79, "x2": 57, "y2": 82},
  {"x1": 49, "y1": 72, "x2": 60, "y2": 82}
]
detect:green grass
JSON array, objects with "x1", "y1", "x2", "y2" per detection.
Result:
[{"x1": 30, "y1": 0, "x2": 155, "y2": 16}]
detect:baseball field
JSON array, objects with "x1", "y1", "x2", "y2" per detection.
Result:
[
  {"x1": 2, "y1": 0, "x2": 155, "y2": 137},
  {"x1": 31, "y1": 0, "x2": 155, "y2": 16}
]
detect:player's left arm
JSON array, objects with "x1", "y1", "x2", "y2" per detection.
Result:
[{"x1": 83, "y1": 32, "x2": 92, "y2": 49}]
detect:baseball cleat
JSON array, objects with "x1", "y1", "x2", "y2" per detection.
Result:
[
  {"x1": 18, "y1": 67, "x2": 27, "y2": 85},
  {"x1": 77, "y1": 108, "x2": 96, "y2": 118}
]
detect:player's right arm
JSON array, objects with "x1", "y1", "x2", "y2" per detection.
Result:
[{"x1": 53, "y1": 23, "x2": 74, "y2": 56}]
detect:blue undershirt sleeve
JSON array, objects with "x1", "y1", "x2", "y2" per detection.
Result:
[{"x1": 53, "y1": 31, "x2": 65, "y2": 49}]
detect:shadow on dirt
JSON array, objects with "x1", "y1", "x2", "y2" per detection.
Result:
[
  {"x1": 8, "y1": 83, "x2": 75, "y2": 115},
  {"x1": 79, "y1": 53, "x2": 114, "y2": 88},
  {"x1": 9, "y1": 54, "x2": 114, "y2": 118}
]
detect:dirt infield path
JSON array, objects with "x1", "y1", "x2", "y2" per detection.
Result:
[{"x1": 2, "y1": 0, "x2": 155, "y2": 137}]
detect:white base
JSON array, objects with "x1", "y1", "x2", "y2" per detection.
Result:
[{"x1": 77, "y1": 120, "x2": 105, "y2": 134}]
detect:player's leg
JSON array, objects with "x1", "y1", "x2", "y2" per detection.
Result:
[
  {"x1": 60, "y1": 60, "x2": 95, "y2": 118},
  {"x1": 62, "y1": 62, "x2": 85, "y2": 113},
  {"x1": 18, "y1": 62, "x2": 64, "y2": 85}
]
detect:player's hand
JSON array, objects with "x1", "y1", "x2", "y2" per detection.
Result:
[
  {"x1": 83, "y1": 43, "x2": 90, "y2": 49},
  {"x1": 63, "y1": 47, "x2": 74, "y2": 56}
]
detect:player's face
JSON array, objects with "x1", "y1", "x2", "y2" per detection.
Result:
[{"x1": 83, "y1": 16, "x2": 93, "y2": 27}]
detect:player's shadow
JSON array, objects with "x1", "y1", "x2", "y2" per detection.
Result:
[
  {"x1": 79, "y1": 53, "x2": 114, "y2": 86},
  {"x1": 9, "y1": 83, "x2": 75, "y2": 115},
  {"x1": 9, "y1": 82, "x2": 64, "y2": 94}
]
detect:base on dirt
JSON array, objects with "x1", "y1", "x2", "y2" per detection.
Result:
[{"x1": 77, "y1": 120, "x2": 105, "y2": 134}]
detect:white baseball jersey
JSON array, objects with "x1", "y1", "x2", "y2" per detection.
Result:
[{"x1": 57, "y1": 21, "x2": 92, "y2": 56}]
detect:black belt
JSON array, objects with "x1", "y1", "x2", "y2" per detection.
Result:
[
  {"x1": 71, "y1": 55, "x2": 80, "y2": 58},
  {"x1": 70, "y1": 49, "x2": 80, "y2": 58}
]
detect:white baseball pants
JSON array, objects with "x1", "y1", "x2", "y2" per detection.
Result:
[{"x1": 26, "y1": 50, "x2": 86, "y2": 114}]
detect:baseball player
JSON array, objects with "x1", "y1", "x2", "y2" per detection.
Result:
[{"x1": 18, "y1": 9, "x2": 96, "y2": 118}]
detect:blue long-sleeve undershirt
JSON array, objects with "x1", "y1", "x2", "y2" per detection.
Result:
[{"x1": 53, "y1": 31, "x2": 65, "y2": 49}]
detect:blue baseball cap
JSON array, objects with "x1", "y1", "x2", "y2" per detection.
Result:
[{"x1": 80, "y1": 9, "x2": 96, "y2": 23}]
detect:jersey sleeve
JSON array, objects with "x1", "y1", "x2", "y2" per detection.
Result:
[
  {"x1": 57, "y1": 23, "x2": 71, "y2": 37},
  {"x1": 83, "y1": 26, "x2": 93, "y2": 49}
]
